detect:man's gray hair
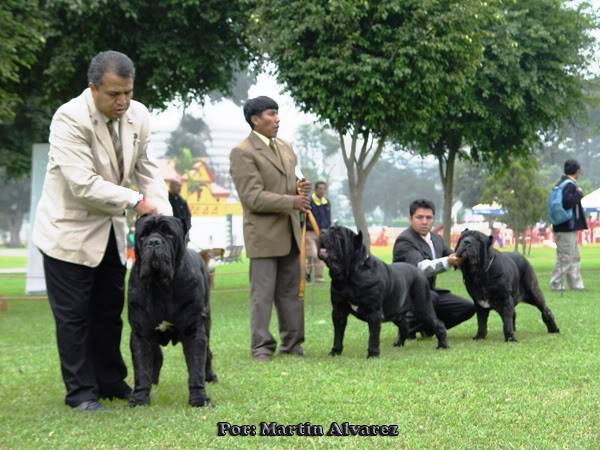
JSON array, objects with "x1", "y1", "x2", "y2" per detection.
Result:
[{"x1": 87, "y1": 50, "x2": 135, "y2": 86}]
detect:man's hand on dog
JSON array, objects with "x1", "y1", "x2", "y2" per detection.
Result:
[
  {"x1": 447, "y1": 253, "x2": 463, "y2": 267},
  {"x1": 135, "y1": 198, "x2": 158, "y2": 216}
]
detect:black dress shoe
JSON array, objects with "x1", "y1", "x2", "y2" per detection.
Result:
[
  {"x1": 99, "y1": 382, "x2": 132, "y2": 400},
  {"x1": 75, "y1": 400, "x2": 104, "y2": 412}
]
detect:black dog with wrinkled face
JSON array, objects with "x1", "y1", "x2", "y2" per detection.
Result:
[
  {"x1": 455, "y1": 229, "x2": 560, "y2": 342},
  {"x1": 318, "y1": 226, "x2": 448, "y2": 358},
  {"x1": 128, "y1": 215, "x2": 216, "y2": 407}
]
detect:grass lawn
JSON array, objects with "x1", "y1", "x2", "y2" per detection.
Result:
[
  {"x1": 0, "y1": 256, "x2": 27, "y2": 270},
  {"x1": 1, "y1": 246, "x2": 600, "y2": 448}
]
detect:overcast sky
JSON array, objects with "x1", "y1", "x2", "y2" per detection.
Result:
[{"x1": 150, "y1": 1, "x2": 600, "y2": 149}]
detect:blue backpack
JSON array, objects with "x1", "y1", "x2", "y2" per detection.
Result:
[{"x1": 547, "y1": 179, "x2": 574, "y2": 225}]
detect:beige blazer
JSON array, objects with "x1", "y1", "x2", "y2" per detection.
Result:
[
  {"x1": 229, "y1": 133, "x2": 301, "y2": 258},
  {"x1": 33, "y1": 88, "x2": 172, "y2": 267}
]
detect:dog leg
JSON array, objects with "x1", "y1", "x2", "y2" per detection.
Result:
[
  {"x1": 525, "y1": 288, "x2": 560, "y2": 334},
  {"x1": 151, "y1": 345, "x2": 163, "y2": 385},
  {"x1": 330, "y1": 303, "x2": 350, "y2": 356},
  {"x1": 540, "y1": 307, "x2": 560, "y2": 333},
  {"x1": 129, "y1": 331, "x2": 154, "y2": 406},
  {"x1": 473, "y1": 306, "x2": 489, "y2": 340},
  {"x1": 366, "y1": 313, "x2": 382, "y2": 358},
  {"x1": 203, "y1": 312, "x2": 218, "y2": 383},
  {"x1": 522, "y1": 265, "x2": 560, "y2": 333},
  {"x1": 501, "y1": 303, "x2": 517, "y2": 342},
  {"x1": 409, "y1": 283, "x2": 448, "y2": 350},
  {"x1": 181, "y1": 327, "x2": 212, "y2": 407},
  {"x1": 393, "y1": 317, "x2": 409, "y2": 347},
  {"x1": 513, "y1": 311, "x2": 517, "y2": 333}
]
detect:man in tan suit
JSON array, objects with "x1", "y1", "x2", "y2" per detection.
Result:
[
  {"x1": 33, "y1": 51, "x2": 172, "y2": 411},
  {"x1": 230, "y1": 96, "x2": 311, "y2": 361}
]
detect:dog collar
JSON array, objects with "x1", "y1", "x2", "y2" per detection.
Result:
[{"x1": 484, "y1": 255, "x2": 495, "y2": 273}]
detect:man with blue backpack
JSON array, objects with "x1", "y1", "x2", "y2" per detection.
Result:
[{"x1": 547, "y1": 159, "x2": 587, "y2": 291}]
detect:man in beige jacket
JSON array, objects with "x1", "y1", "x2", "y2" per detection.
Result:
[
  {"x1": 229, "y1": 96, "x2": 311, "y2": 361},
  {"x1": 33, "y1": 51, "x2": 172, "y2": 411}
]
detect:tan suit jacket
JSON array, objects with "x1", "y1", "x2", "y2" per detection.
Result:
[
  {"x1": 229, "y1": 133, "x2": 301, "y2": 258},
  {"x1": 33, "y1": 88, "x2": 172, "y2": 267}
]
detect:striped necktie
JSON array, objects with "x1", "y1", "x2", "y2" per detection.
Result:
[
  {"x1": 270, "y1": 139, "x2": 284, "y2": 167},
  {"x1": 107, "y1": 119, "x2": 123, "y2": 179}
]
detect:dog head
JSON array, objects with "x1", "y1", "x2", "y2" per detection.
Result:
[
  {"x1": 318, "y1": 226, "x2": 367, "y2": 279},
  {"x1": 455, "y1": 229, "x2": 494, "y2": 269},
  {"x1": 134, "y1": 215, "x2": 187, "y2": 286}
]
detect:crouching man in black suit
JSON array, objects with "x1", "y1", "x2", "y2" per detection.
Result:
[{"x1": 393, "y1": 199, "x2": 475, "y2": 336}]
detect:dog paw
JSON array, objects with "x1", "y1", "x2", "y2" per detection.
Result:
[
  {"x1": 436, "y1": 343, "x2": 449, "y2": 350},
  {"x1": 206, "y1": 372, "x2": 218, "y2": 383},
  {"x1": 367, "y1": 351, "x2": 380, "y2": 358},
  {"x1": 329, "y1": 348, "x2": 342, "y2": 356},
  {"x1": 128, "y1": 397, "x2": 150, "y2": 407},
  {"x1": 549, "y1": 327, "x2": 560, "y2": 334},
  {"x1": 189, "y1": 396, "x2": 213, "y2": 408},
  {"x1": 472, "y1": 334, "x2": 487, "y2": 340},
  {"x1": 505, "y1": 336, "x2": 518, "y2": 342},
  {"x1": 393, "y1": 339, "x2": 405, "y2": 347}
]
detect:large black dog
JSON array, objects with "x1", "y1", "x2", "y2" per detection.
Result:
[
  {"x1": 318, "y1": 226, "x2": 448, "y2": 358},
  {"x1": 455, "y1": 229, "x2": 560, "y2": 342},
  {"x1": 128, "y1": 215, "x2": 216, "y2": 407}
]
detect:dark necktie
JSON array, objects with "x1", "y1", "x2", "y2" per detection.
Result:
[{"x1": 107, "y1": 119, "x2": 123, "y2": 179}]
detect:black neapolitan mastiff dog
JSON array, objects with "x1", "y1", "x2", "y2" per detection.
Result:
[
  {"x1": 128, "y1": 215, "x2": 216, "y2": 407},
  {"x1": 318, "y1": 226, "x2": 448, "y2": 358},
  {"x1": 455, "y1": 229, "x2": 560, "y2": 342}
]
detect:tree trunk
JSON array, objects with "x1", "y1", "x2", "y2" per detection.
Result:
[
  {"x1": 349, "y1": 182, "x2": 370, "y2": 247},
  {"x1": 437, "y1": 145, "x2": 458, "y2": 246},
  {"x1": 8, "y1": 208, "x2": 23, "y2": 247},
  {"x1": 513, "y1": 231, "x2": 519, "y2": 252},
  {"x1": 338, "y1": 128, "x2": 386, "y2": 251}
]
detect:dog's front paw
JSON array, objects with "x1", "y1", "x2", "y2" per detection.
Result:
[
  {"x1": 549, "y1": 327, "x2": 560, "y2": 334},
  {"x1": 367, "y1": 350, "x2": 380, "y2": 358},
  {"x1": 505, "y1": 335, "x2": 518, "y2": 342},
  {"x1": 329, "y1": 348, "x2": 343, "y2": 357},
  {"x1": 436, "y1": 342, "x2": 449, "y2": 350},
  {"x1": 393, "y1": 339, "x2": 405, "y2": 347},
  {"x1": 473, "y1": 333, "x2": 487, "y2": 340},
  {"x1": 206, "y1": 371, "x2": 218, "y2": 383},
  {"x1": 189, "y1": 396, "x2": 213, "y2": 408},
  {"x1": 128, "y1": 394, "x2": 150, "y2": 407}
]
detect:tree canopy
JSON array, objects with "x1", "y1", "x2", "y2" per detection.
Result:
[
  {"x1": 252, "y1": 0, "x2": 488, "y2": 245},
  {"x1": 0, "y1": 0, "x2": 255, "y2": 178},
  {"x1": 400, "y1": 0, "x2": 596, "y2": 243}
]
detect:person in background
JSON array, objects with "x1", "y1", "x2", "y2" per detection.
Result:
[
  {"x1": 306, "y1": 180, "x2": 331, "y2": 282},
  {"x1": 168, "y1": 179, "x2": 192, "y2": 238},
  {"x1": 229, "y1": 96, "x2": 311, "y2": 361},
  {"x1": 550, "y1": 159, "x2": 587, "y2": 291},
  {"x1": 393, "y1": 199, "x2": 474, "y2": 337}
]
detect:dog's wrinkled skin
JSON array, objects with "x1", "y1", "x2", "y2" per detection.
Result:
[
  {"x1": 318, "y1": 226, "x2": 448, "y2": 358},
  {"x1": 128, "y1": 215, "x2": 216, "y2": 407},
  {"x1": 455, "y1": 229, "x2": 560, "y2": 342}
]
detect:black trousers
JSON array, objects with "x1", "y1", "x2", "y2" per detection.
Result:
[
  {"x1": 43, "y1": 228, "x2": 128, "y2": 406},
  {"x1": 409, "y1": 289, "x2": 475, "y2": 334}
]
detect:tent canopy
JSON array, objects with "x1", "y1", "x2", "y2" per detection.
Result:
[
  {"x1": 581, "y1": 188, "x2": 600, "y2": 212},
  {"x1": 471, "y1": 202, "x2": 505, "y2": 216}
]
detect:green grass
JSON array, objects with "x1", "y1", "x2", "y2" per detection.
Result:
[
  {"x1": 0, "y1": 256, "x2": 26, "y2": 270},
  {"x1": 1, "y1": 247, "x2": 600, "y2": 448}
]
